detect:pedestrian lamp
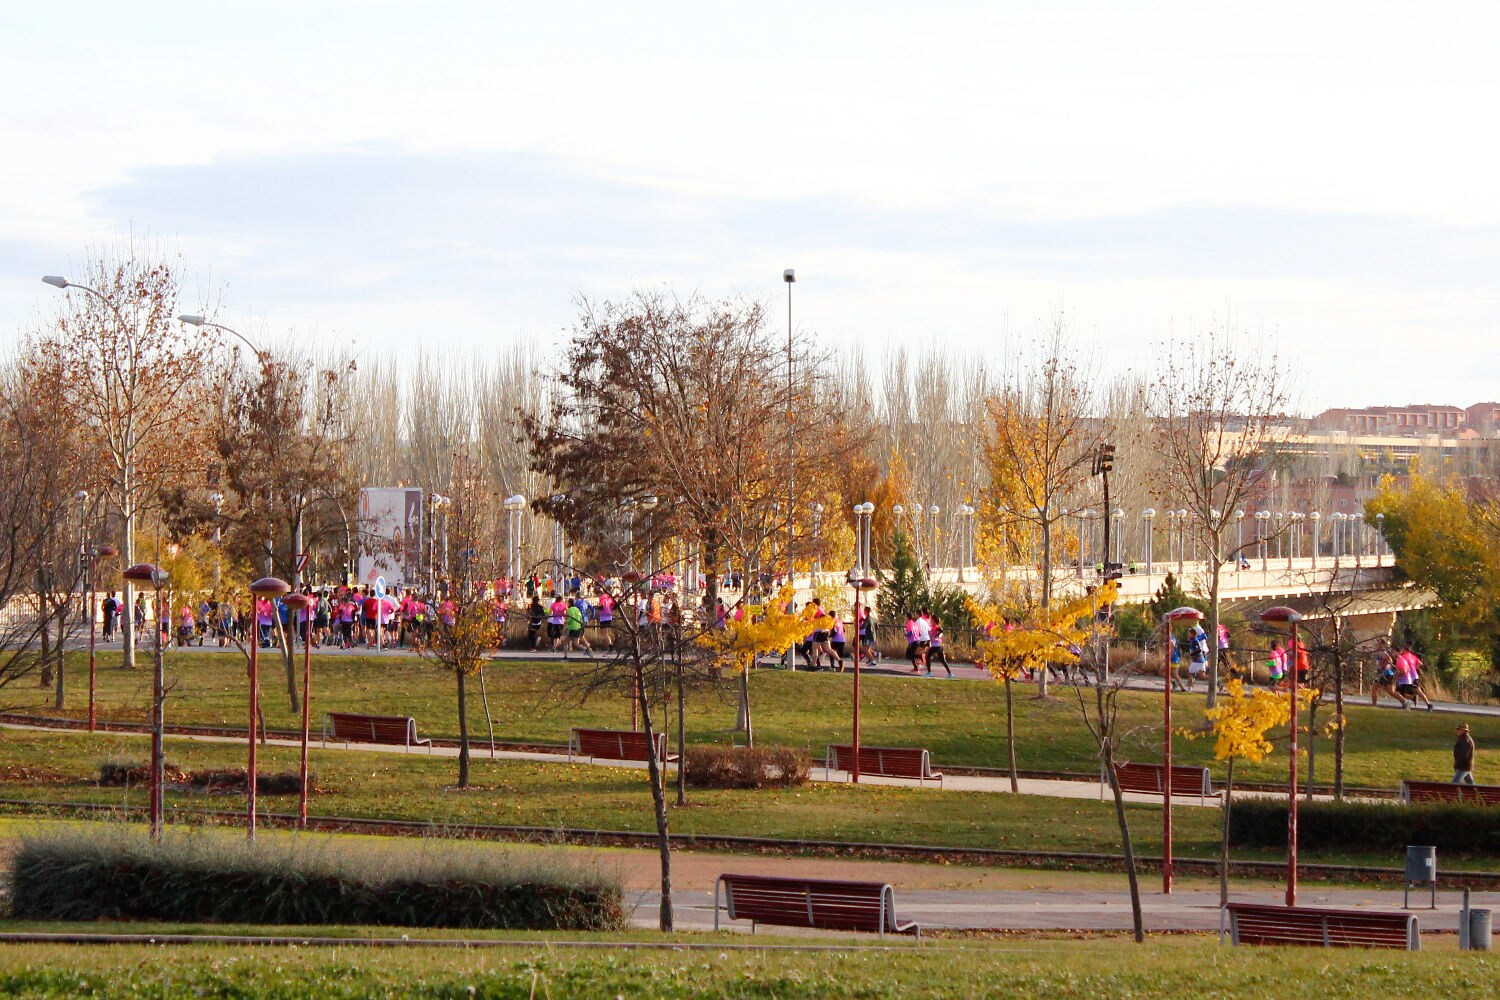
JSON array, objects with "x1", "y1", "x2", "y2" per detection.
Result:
[
  {"x1": 1255, "y1": 511, "x2": 1271, "y2": 571},
  {"x1": 640, "y1": 495, "x2": 660, "y2": 581},
  {"x1": 1141, "y1": 509, "x2": 1156, "y2": 577},
  {"x1": 1175, "y1": 509, "x2": 1188, "y2": 572},
  {"x1": 1259, "y1": 605, "x2": 1304, "y2": 907},
  {"x1": 247, "y1": 576, "x2": 291, "y2": 839},
  {"x1": 1375, "y1": 511, "x2": 1386, "y2": 563},
  {"x1": 1234, "y1": 509, "x2": 1245, "y2": 557},
  {"x1": 84, "y1": 539, "x2": 118, "y2": 734},
  {"x1": 1160, "y1": 605, "x2": 1203, "y2": 894},
  {"x1": 1111, "y1": 507, "x2": 1124, "y2": 568},
  {"x1": 1288, "y1": 512, "x2": 1303, "y2": 567},
  {"x1": 122, "y1": 562, "x2": 169, "y2": 841},
  {"x1": 1309, "y1": 511, "x2": 1322, "y2": 568},
  {"x1": 1330, "y1": 511, "x2": 1346, "y2": 560},
  {"x1": 282, "y1": 592, "x2": 317, "y2": 830},
  {"x1": 502, "y1": 495, "x2": 526, "y2": 583},
  {"x1": 848, "y1": 575, "x2": 878, "y2": 784}
]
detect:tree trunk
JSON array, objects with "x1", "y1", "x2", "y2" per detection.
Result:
[
  {"x1": 456, "y1": 669, "x2": 470, "y2": 788},
  {"x1": 1332, "y1": 618, "x2": 1346, "y2": 801},
  {"x1": 675, "y1": 649, "x2": 687, "y2": 807},
  {"x1": 39, "y1": 608, "x2": 52, "y2": 688},
  {"x1": 53, "y1": 609, "x2": 67, "y2": 709},
  {"x1": 1037, "y1": 519, "x2": 1051, "y2": 697},
  {"x1": 738, "y1": 667, "x2": 754, "y2": 748},
  {"x1": 636, "y1": 659, "x2": 673, "y2": 931},
  {"x1": 1206, "y1": 562, "x2": 1222, "y2": 709},
  {"x1": 1099, "y1": 712, "x2": 1144, "y2": 943},
  {"x1": 121, "y1": 504, "x2": 136, "y2": 669},
  {"x1": 276, "y1": 617, "x2": 301, "y2": 713},
  {"x1": 1005, "y1": 674, "x2": 1019, "y2": 793},
  {"x1": 1219, "y1": 756, "x2": 1235, "y2": 907},
  {"x1": 1304, "y1": 701, "x2": 1318, "y2": 802}
]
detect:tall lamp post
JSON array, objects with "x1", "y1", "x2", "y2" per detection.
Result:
[
  {"x1": 247, "y1": 576, "x2": 291, "y2": 838},
  {"x1": 1375, "y1": 512, "x2": 1386, "y2": 564},
  {"x1": 1309, "y1": 511, "x2": 1321, "y2": 569},
  {"x1": 783, "y1": 267, "x2": 796, "y2": 610},
  {"x1": 1259, "y1": 605, "x2": 1304, "y2": 906},
  {"x1": 122, "y1": 562, "x2": 169, "y2": 841},
  {"x1": 1256, "y1": 510, "x2": 1271, "y2": 574},
  {"x1": 1161, "y1": 605, "x2": 1204, "y2": 894},
  {"x1": 282, "y1": 591, "x2": 316, "y2": 829},
  {"x1": 849, "y1": 500, "x2": 876, "y2": 784},
  {"x1": 503, "y1": 495, "x2": 526, "y2": 583},
  {"x1": 1141, "y1": 509, "x2": 1156, "y2": 578},
  {"x1": 810, "y1": 502, "x2": 824, "y2": 583},
  {"x1": 84, "y1": 539, "x2": 119, "y2": 734}
]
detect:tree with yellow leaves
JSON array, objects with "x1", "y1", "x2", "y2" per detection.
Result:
[
  {"x1": 973, "y1": 581, "x2": 1118, "y2": 793},
  {"x1": 696, "y1": 585, "x2": 814, "y2": 747},
  {"x1": 1186, "y1": 678, "x2": 1312, "y2": 905}
]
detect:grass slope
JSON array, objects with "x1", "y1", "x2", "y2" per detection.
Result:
[{"x1": 14, "y1": 650, "x2": 1492, "y2": 790}]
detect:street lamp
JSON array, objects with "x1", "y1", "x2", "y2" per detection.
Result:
[
  {"x1": 282, "y1": 591, "x2": 316, "y2": 829},
  {"x1": 640, "y1": 495, "x2": 660, "y2": 583},
  {"x1": 1234, "y1": 509, "x2": 1246, "y2": 556},
  {"x1": 1259, "y1": 604, "x2": 1304, "y2": 907},
  {"x1": 1330, "y1": 511, "x2": 1346, "y2": 561},
  {"x1": 210, "y1": 492, "x2": 225, "y2": 590},
  {"x1": 1111, "y1": 507, "x2": 1124, "y2": 568},
  {"x1": 1255, "y1": 511, "x2": 1271, "y2": 572},
  {"x1": 1141, "y1": 509, "x2": 1156, "y2": 577},
  {"x1": 1375, "y1": 512, "x2": 1386, "y2": 563},
  {"x1": 848, "y1": 575, "x2": 878, "y2": 784},
  {"x1": 1175, "y1": 508, "x2": 1188, "y2": 574},
  {"x1": 247, "y1": 575, "x2": 291, "y2": 839},
  {"x1": 927, "y1": 504, "x2": 940, "y2": 573},
  {"x1": 503, "y1": 495, "x2": 526, "y2": 583},
  {"x1": 1161, "y1": 605, "x2": 1204, "y2": 894},
  {"x1": 121, "y1": 562, "x2": 169, "y2": 841},
  {"x1": 1309, "y1": 511, "x2": 1321, "y2": 568},
  {"x1": 783, "y1": 268, "x2": 796, "y2": 606},
  {"x1": 177, "y1": 313, "x2": 266, "y2": 358},
  {"x1": 1352, "y1": 512, "x2": 1365, "y2": 568}
]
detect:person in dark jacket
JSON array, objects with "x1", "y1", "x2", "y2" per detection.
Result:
[{"x1": 1454, "y1": 724, "x2": 1477, "y2": 785}]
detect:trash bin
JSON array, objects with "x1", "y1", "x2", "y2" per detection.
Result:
[
  {"x1": 1404, "y1": 846, "x2": 1437, "y2": 909},
  {"x1": 1468, "y1": 909, "x2": 1492, "y2": 951}
]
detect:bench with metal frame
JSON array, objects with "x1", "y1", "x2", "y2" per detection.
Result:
[
  {"x1": 825, "y1": 745, "x2": 943, "y2": 786},
  {"x1": 714, "y1": 873, "x2": 920, "y2": 939},
  {"x1": 1225, "y1": 902, "x2": 1419, "y2": 950},
  {"x1": 321, "y1": 712, "x2": 432, "y2": 752},
  {"x1": 1103, "y1": 761, "x2": 1219, "y2": 804},
  {"x1": 568, "y1": 727, "x2": 676, "y2": 764},
  {"x1": 1398, "y1": 779, "x2": 1500, "y2": 807}
]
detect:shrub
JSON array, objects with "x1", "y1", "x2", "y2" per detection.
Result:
[
  {"x1": 9, "y1": 827, "x2": 626, "y2": 931},
  {"x1": 97, "y1": 761, "x2": 312, "y2": 795},
  {"x1": 1229, "y1": 799, "x2": 1500, "y2": 855},
  {"x1": 682, "y1": 745, "x2": 811, "y2": 789}
]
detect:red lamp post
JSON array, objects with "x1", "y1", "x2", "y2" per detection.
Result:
[
  {"x1": 247, "y1": 576, "x2": 291, "y2": 838},
  {"x1": 1259, "y1": 604, "x2": 1304, "y2": 906},
  {"x1": 121, "y1": 562, "x2": 168, "y2": 841},
  {"x1": 282, "y1": 591, "x2": 316, "y2": 829},
  {"x1": 86, "y1": 544, "x2": 119, "y2": 733},
  {"x1": 1161, "y1": 605, "x2": 1203, "y2": 894},
  {"x1": 849, "y1": 576, "x2": 877, "y2": 784}
]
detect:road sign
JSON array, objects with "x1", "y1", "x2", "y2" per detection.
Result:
[
  {"x1": 374, "y1": 576, "x2": 387, "y2": 598},
  {"x1": 295, "y1": 552, "x2": 310, "y2": 575}
]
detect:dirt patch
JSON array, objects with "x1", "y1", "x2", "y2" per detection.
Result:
[{"x1": 0, "y1": 765, "x2": 75, "y2": 786}]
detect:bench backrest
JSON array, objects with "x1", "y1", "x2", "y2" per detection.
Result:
[
  {"x1": 720, "y1": 874, "x2": 891, "y2": 933},
  {"x1": 826, "y1": 745, "x2": 933, "y2": 778},
  {"x1": 572, "y1": 727, "x2": 667, "y2": 762},
  {"x1": 1111, "y1": 761, "x2": 1213, "y2": 796},
  {"x1": 1227, "y1": 902, "x2": 1418, "y2": 950},
  {"x1": 1399, "y1": 780, "x2": 1500, "y2": 806},
  {"x1": 325, "y1": 712, "x2": 418, "y2": 745}
]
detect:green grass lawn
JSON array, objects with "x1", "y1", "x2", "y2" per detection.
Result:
[
  {"x1": 0, "y1": 936, "x2": 1491, "y2": 998},
  {"x1": 11, "y1": 649, "x2": 1491, "y2": 791},
  {"x1": 3, "y1": 728, "x2": 1496, "y2": 872}
]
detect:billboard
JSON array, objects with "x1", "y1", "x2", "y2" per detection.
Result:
[{"x1": 357, "y1": 487, "x2": 423, "y2": 588}]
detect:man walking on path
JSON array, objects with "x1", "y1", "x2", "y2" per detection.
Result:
[{"x1": 1454, "y1": 724, "x2": 1477, "y2": 785}]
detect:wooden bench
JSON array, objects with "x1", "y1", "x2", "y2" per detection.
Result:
[
  {"x1": 1103, "y1": 762, "x2": 1219, "y2": 803},
  {"x1": 825, "y1": 745, "x2": 943, "y2": 786},
  {"x1": 714, "y1": 873, "x2": 920, "y2": 940},
  {"x1": 568, "y1": 727, "x2": 676, "y2": 764},
  {"x1": 321, "y1": 712, "x2": 432, "y2": 752},
  {"x1": 1398, "y1": 779, "x2": 1500, "y2": 806},
  {"x1": 1226, "y1": 902, "x2": 1419, "y2": 950}
]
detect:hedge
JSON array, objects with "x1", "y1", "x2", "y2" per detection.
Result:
[
  {"x1": 1229, "y1": 799, "x2": 1500, "y2": 855},
  {"x1": 681, "y1": 745, "x2": 811, "y2": 789},
  {"x1": 10, "y1": 827, "x2": 626, "y2": 931}
]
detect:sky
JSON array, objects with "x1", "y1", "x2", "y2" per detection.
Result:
[{"x1": 2, "y1": 1, "x2": 1497, "y2": 410}]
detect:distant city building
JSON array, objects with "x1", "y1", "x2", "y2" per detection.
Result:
[{"x1": 1312, "y1": 403, "x2": 1473, "y2": 436}]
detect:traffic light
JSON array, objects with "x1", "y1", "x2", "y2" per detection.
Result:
[{"x1": 1094, "y1": 443, "x2": 1116, "y2": 476}]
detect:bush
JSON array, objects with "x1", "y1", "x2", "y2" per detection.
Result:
[
  {"x1": 1229, "y1": 799, "x2": 1500, "y2": 855},
  {"x1": 9, "y1": 827, "x2": 626, "y2": 931},
  {"x1": 97, "y1": 760, "x2": 313, "y2": 795},
  {"x1": 682, "y1": 745, "x2": 811, "y2": 789}
]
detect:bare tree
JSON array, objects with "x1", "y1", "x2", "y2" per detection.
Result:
[
  {"x1": 34, "y1": 248, "x2": 220, "y2": 667},
  {"x1": 1149, "y1": 329, "x2": 1294, "y2": 706}
]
